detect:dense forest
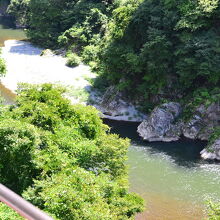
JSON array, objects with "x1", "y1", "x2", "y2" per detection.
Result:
[
  {"x1": 8, "y1": 0, "x2": 220, "y2": 107},
  {"x1": 0, "y1": 0, "x2": 220, "y2": 218}
]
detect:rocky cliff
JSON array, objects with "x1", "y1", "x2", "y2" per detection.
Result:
[
  {"x1": 137, "y1": 101, "x2": 220, "y2": 160},
  {"x1": 137, "y1": 102, "x2": 182, "y2": 142}
]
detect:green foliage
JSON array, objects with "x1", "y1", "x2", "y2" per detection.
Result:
[
  {"x1": 11, "y1": 84, "x2": 106, "y2": 139},
  {"x1": 7, "y1": 0, "x2": 30, "y2": 27},
  {"x1": 9, "y1": 0, "x2": 220, "y2": 112},
  {"x1": 0, "y1": 119, "x2": 41, "y2": 193},
  {"x1": 0, "y1": 58, "x2": 6, "y2": 76},
  {"x1": 0, "y1": 84, "x2": 143, "y2": 219},
  {"x1": 96, "y1": 0, "x2": 220, "y2": 107},
  {"x1": 208, "y1": 127, "x2": 220, "y2": 148},
  {"x1": 0, "y1": 202, "x2": 23, "y2": 220},
  {"x1": 0, "y1": 49, "x2": 6, "y2": 76},
  {"x1": 207, "y1": 201, "x2": 220, "y2": 220},
  {"x1": 10, "y1": 0, "x2": 111, "y2": 48},
  {"x1": 24, "y1": 167, "x2": 143, "y2": 220},
  {"x1": 82, "y1": 44, "x2": 100, "y2": 64},
  {"x1": 182, "y1": 87, "x2": 220, "y2": 120},
  {"x1": 66, "y1": 53, "x2": 81, "y2": 67},
  {"x1": 12, "y1": 83, "x2": 70, "y2": 132}
]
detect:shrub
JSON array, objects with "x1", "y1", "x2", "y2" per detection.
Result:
[
  {"x1": 0, "y1": 49, "x2": 6, "y2": 76},
  {"x1": 207, "y1": 201, "x2": 220, "y2": 220},
  {"x1": 66, "y1": 53, "x2": 81, "y2": 67},
  {"x1": 0, "y1": 119, "x2": 41, "y2": 193},
  {"x1": 82, "y1": 44, "x2": 100, "y2": 64},
  {"x1": 0, "y1": 83, "x2": 144, "y2": 219},
  {"x1": 0, "y1": 202, "x2": 23, "y2": 220},
  {"x1": 24, "y1": 167, "x2": 144, "y2": 220}
]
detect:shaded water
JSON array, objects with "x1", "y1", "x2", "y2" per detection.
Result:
[
  {"x1": 0, "y1": 16, "x2": 26, "y2": 46},
  {"x1": 105, "y1": 119, "x2": 220, "y2": 220}
]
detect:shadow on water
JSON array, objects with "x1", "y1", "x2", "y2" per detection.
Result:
[
  {"x1": 103, "y1": 118, "x2": 209, "y2": 169},
  {"x1": 0, "y1": 16, "x2": 16, "y2": 29}
]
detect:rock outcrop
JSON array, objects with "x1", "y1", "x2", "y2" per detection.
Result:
[
  {"x1": 137, "y1": 102, "x2": 182, "y2": 141},
  {"x1": 95, "y1": 86, "x2": 146, "y2": 122},
  {"x1": 183, "y1": 103, "x2": 220, "y2": 140},
  {"x1": 40, "y1": 49, "x2": 54, "y2": 57},
  {"x1": 138, "y1": 100, "x2": 220, "y2": 160},
  {"x1": 200, "y1": 138, "x2": 220, "y2": 160}
]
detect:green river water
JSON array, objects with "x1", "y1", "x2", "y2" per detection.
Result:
[
  {"x1": 1, "y1": 17, "x2": 220, "y2": 220},
  {"x1": 105, "y1": 119, "x2": 220, "y2": 220},
  {"x1": 0, "y1": 16, "x2": 26, "y2": 47}
]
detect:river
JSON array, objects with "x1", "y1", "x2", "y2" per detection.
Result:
[
  {"x1": 0, "y1": 16, "x2": 26, "y2": 47},
  {"x1": 105, "y1": 119, "x2": 220, "y2": 220},
  {"x1": 0, "y1": 16, "x2": 25, "y2": 104},
  {"x1": 1, "y1": 17, "x2": 220, "y2": 220}
]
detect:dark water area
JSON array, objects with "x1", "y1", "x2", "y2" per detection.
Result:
[
  {"x1": 104, "y1": 119, "x2": 207, "y2": 168},
  {"x1": 0, "y1": 16, "x2": 16, "y2": 28},
  {"x1": 104, "y1": 119, "x2": 220, "y2": 220},
  {"x1": 0, "y1": 16, "x2": 26, "y2": 46}
]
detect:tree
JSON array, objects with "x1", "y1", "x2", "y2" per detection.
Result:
[{"x1": 0, "y1": 84, "x2": 144, "y2": 219}]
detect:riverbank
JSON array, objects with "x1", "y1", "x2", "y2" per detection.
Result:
[
  {"x1": 0, "y1": 39, "x2": 146, "y2": 122},
  {"x1": 1, "y1": 40, "x2": 92, "y2": 92}
]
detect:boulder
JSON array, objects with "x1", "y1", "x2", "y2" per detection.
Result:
[
  {"x1": 183, "y1": 102, "x2": 220, "y2": 140},
  {"x1": 40, "y1": 49, "x2": 54, "y2": 57},
  {"x1": 95, "y1": 86, "x2": 146, "y2": 122},
  {"x1": 137, "y1": 102, "x2": 182, "y2": 142},
  {"x1": 200, "y1": 138, "x2": 220, "y2": 160}
]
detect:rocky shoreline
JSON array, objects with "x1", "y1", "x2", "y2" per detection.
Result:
[
  {"x1": 137, "y1": 102, "x2": 220, "y2": 161},
  {"x1": 0, "y1": 40, "x2": 145, "y2": 122}
]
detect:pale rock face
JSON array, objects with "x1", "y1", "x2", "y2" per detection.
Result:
[
  {"x1": 137, "y1": 102, "x2": 182, "y2": 142},
  {"x1": 40, "y1": 49, "x2": 54, "y2": 57},
  {"x1": 137, "y1": 100, "x2": 220, "y2": 160},
  {"x1": 183, "y1": 115, "x2": 204, "y2": 139},
  {"x1": 95, "y1": 86, "x2": 146, "y2": 122},
  {"x1": 201, "y1": 139, "x2": 220, "y2": 160},
  {"x1": 183, "y1": 103, "x2": 220, "y2": 140}
]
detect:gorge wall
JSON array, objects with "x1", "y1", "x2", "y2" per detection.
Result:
[{"x1": 0, "y1": 0, "x2": 10, "y2": 16}]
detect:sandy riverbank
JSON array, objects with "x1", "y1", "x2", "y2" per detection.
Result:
[
  {"x1": 1, "y1": 40, "x2": 145, "y2": 122},
  {"x1": 1, "y1": 40, "x2": 93, "y2": 92}
]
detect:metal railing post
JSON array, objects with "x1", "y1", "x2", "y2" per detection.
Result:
[{"x1": 0, "y1": 184, "x2": 53, "y2": 220}]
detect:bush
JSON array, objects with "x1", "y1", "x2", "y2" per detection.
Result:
[
  {"x1": 0, "y1": 119, "x2": 41, "y2": 193},
  {"x1": 0, "y1": 49, "x2": 6, "y2": 76},
  {"x1": 207, "y1": 201, "x2": 220, "y2": 220},
  {"x1": 82, "y1": 44, "x2": 100, "y2": 64},
  {"x1": 0, "y1": 202, "x2": 23, "y2": 220},
  {"x1": 24, "y1": 167, "x2": 144, "y2": 220},
  {"x1": 0, "y1": 83, "x2": 144, "y2": 219},
  {"x1": 13, "y1": 84, "x2": 106, "y2": 137},
  {"x1": 66, "y1": 53, "x2": 81, "y2": 67},
  {"x1": 0, "y1": 58, "x2": 6, "y2": 76}
]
